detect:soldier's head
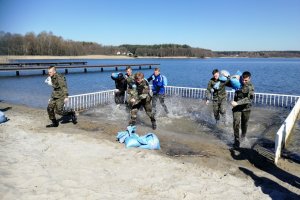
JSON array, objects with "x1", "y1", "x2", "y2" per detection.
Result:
[
  {"x1": 134, "y1": 72, "x2": 144, "y2": 84},
  {"x1": 242, "y1": 71, "x2": 251, "y2": 85},
  {"x1": 212, "y1": 69, "x2": 219, "y2": 80},
  {"x1": 126, "y1": 66, "x2": 132, "y2": 76},
  {"x1": 48, "y1": 66, "x2": 56, "y2": 77},
  {"x1": 154, "y1": 68, "x2": 160, "y2": 76}
]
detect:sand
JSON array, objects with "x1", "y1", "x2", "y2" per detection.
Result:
[{"x1": 0, "y1": 102, "x2": 299, "y2": 200}]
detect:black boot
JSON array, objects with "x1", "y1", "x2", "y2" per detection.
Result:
[
  {"x1": 151, "y1": 120, "x2": 157, "y2": 130},
  {"x1": 71, "y1": 111, "x2": 77, "y2": 124},
  {"x1": 233, "y1": 139, "x2": 240, "y2": 149},
  {"x1": 46, "y1": 119, "x2": 59, "y2": 128}
]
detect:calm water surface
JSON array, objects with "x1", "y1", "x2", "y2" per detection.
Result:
[{"x1": 1, "y1": 58, "x2": 300, "y2": 108}]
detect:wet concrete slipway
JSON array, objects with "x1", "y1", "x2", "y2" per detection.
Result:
[{"x1": 76, "y1": 96, "x2": 300, "y2": 197}]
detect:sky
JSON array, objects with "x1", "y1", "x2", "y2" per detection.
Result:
[{"x1": 0, "y1": 0, "x2": 299, "y2": 51}]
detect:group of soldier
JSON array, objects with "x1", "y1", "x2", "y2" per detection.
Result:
[
  {"x1": 45, "y1": 65, "x2": 254, "y2": 149},
  {"x1": 206, "y1": 69, "x2": 254, "y2": 149},
  {"x1": 111, "y1": 66, "x2": 168, "y2": 130}
]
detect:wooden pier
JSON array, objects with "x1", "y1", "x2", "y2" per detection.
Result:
[
  {"x1": 0, "y1": 63, "x2": 159, "y2": 76},
  {"x1": 0, "y1": 61, "x2": 87, "y2": 67}
]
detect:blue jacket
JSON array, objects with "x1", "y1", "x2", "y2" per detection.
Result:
[{"x1": 147, "y1": 74, "x2": 165, "y2": 95}]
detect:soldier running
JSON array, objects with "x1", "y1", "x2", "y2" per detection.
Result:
[
  {"x1": 231, "y1": 71, "x2": 255, "y2": 149},
  {"x1": 206, "y1": 69, "x2": 230, "y2": 124},
  {"x1": 46, "y1": 66, "x2": 77, "y2": 127},
  {"x1": 128, "y1": 72, "x2": 156, "y2": 130}
]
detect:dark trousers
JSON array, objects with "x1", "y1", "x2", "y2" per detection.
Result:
[
  {"x1": 152, "y1": 94, "x2": 168, "y2": 115},
  {"x1": 232, "y1": 109, "x2": 251, "y2": 142},
  {"x1": 47, "y1": 98, "x2": 73, "y2": 120},
  {"x1": 114, "y1": 91, "x2": 125, "y2": 104}
]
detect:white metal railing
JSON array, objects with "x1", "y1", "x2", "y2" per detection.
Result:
[
  {"x1": 165, "y1": 86, "x2": 300, "y2": 108},
  {"x1": 66, "y1": 86, "x2": 300, "y2": 165},
  {"x1": 275, "y1": 97, "x2": 300, "y2": 164},
  {"x1": 67, "y1": 90, "x2": 114, "y2": 111}
]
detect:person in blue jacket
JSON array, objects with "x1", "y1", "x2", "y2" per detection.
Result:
[{"x1": 147, "y1": 68, "x2": 169, "y2": 116}]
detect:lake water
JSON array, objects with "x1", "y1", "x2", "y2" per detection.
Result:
[{"x1": 1, "y1": 58, "x2": 300, "y2": 108}]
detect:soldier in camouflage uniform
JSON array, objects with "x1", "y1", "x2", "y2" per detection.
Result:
[
  {"x1": 46, "y1": 66, "x2": 77, "y2": 127},
  {"x1": 129, "y1": 72, "x2": 156, "y2": 130},
  {"x1": 206, "y1": 69, "x2": 230, "y2": 124},
  {"x1": 231, "y1": 71, "x2": 254, "y2": 148},
  {"x1": 124, "y1": 66, "x2": 135, "y2": 109}
]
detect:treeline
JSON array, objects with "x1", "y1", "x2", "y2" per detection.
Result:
[
  {"x1": 0, "y1": 31, "x2": 126, "y2": 56},
  {"x1": 120, "y1": 44, "x2": 213, "y2": 58},
  {"x1": 1, "y1": 31, "x2": 300, "y2": 58},
  {"x1": 215, "y1": 51, "x2": 300, "y2": 58}
]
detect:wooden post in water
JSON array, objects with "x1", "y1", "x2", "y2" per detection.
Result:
[
  {"x1": 16, "y1": 71, "x2": 20, "y2": 76},
  {"x1": 115, "y1": 67, "x2": 118, "y2": 71},
  {"x1": 43, "y1": 70, "x2": 46, "y2": 75},
  {"x1": 149, "y1": 65, "x2": 152, "y2": 69},
  {"x1": 139, "y1": 65, "x2": 141, "y2": 70},
  {"x1": 65, "y1": 69, "x2": 68, "y2": 74},
  {"x1": 101, "y1": 68, "x2": 103, "y2": 72},
  {"x1": 84, "y1": 68, "x2": 87, "y2": 73}
]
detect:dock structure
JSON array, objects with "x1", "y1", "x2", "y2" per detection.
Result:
[
  {"x1": 0, "y1": 61, "x2": 88, "y2": 67},
  {"x1": 0, "y1": 63, "x2": 159, "y2": 76}
]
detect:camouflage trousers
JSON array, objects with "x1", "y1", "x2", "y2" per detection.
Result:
[
  {"x1": 212, "y1": 98, "x2": 227, "y2": 121},
  {"x1": 152, "y1": 94, "x2": 168, "y2": 115},
  {"x1": 129, "y1": 99, "x2": 155, "y2": 125},
  {"x1": 232, "y1": 109, "x2": 251, "y2": 142},
  {"x1": 47, "y1": 98, "x2": 74, "y2": 120}
]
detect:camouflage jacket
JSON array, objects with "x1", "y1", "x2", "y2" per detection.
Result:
[
  {"x1": 131, "y1": 79, "x2": 151, "y2": 104},
  {"x1": 125, "y1": 74, "x2": 135, "y2": 94},
  {"x1": 233, "y1": 82, "x2": 255, "y2": 111},
  {"x1": 206, "y1": 78, "x2": 230, "y2": 101},
  {"x1": 51, "y1": 73, "x2": 69, "y2": 99}
]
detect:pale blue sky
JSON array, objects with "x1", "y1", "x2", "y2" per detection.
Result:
[{"x1": 0, "y1": 0, "x2": 299, "y2": 51}]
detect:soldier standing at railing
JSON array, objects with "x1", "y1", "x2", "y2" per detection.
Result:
[
  {"x1": 231, "y1": 71, "x2": 255, "y2": 149},
  {"x1": 45, "y1": 66, "x2": 77, "y2": 127}
]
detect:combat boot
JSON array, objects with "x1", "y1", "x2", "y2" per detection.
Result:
[
  {"x1": 71, "y1": 111, "x2": 77, "y2": 124},
  {"x1": 233, "y1": 139, "x2": 240, "y2": 149},
  {"x1": 46, "y1": 119, "x2": 59, "y2": 128},
  {"x1": 151, "y1": 120, "x2": 157, "y2": 130}
]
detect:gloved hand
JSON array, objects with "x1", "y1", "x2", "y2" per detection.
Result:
[
  {"x1": 45, "y1": 76, "x2": 52, "y2": 86},
  {"x1": 132, "y1": 84, "x2": 137, "y2": 89}
]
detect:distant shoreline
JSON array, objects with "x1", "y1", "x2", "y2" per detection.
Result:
[
  {"x1": 0, "y1": 55, "x2": 203, "y2": 63},
  {"x1": 1, "y1": 55, "x2": 299, "y2": 63}
]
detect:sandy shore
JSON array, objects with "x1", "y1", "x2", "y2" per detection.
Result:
[{"x1": 0, "y1": 102, "x2": 299, "y2": 199}]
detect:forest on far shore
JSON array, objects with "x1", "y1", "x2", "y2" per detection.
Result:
[{"x1": 1, "y1": 31, "x2": 300, "y2": 58}]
